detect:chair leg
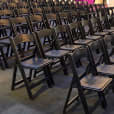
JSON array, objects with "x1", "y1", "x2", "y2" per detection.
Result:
[
  {"x1": 63, "y1": 81, "x2": 74, "y2": 114},
  {"x1": 0, "y1": 55, "x2": 5, "y2": 70},
  {"x1": 60, "y1": 57, "x2": 68, "y2": 75},
  {"x1": 0, "y1": 48, "x2": 8, "y2": 68},
  {"x1": 98, "y1": 92, "x2": 107, "y2": 109},
  {"x1": 43, "y1": 66, "x2": 54, "y2": 88},
  {"x1": 111, "y1": 79, "x2": 114, "y2": 93},
  {"x1": 28, "y1": 69, "x2": 33, "y2": 82},
  {"x1": 46, "y1": 66, "x2": 55, "y2": 85},
  {"x1": 18, "y1": 65, "x2": 33, "y2": 99},
  {"x1": 63, "y1": 79, "x2": 90, "y2": 114},
  {"x1": 33, "y1": 70, "x2": 37, "y2": 78},
  {"x1": 6, "y1": 45, "x2": 10, "y2": 57},
  {"x1": 11, "y1": 65, "x2": 17, "y2": 90}
]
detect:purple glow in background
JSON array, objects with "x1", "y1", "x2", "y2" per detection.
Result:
[{"x1": 76, "y1": 0, "x2": 94, "y2": 4}]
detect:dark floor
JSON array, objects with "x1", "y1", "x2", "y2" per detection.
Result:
[{"x1": 0, "y1": 67, "x2": 114, "y2": 114}]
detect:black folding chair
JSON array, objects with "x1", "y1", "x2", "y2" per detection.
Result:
[
  {"x1": 54, "y1": 24, "x2": 82, "y2": 52},
  {"x1": 35, "y1": 28, "x2": 70, "y2": 75},
  {"x1": 64, "y1": 46, "x2": 112, "y2": 114},
  {"x1": 10, "y1": 33, "x2": 54, "y2": 99}
]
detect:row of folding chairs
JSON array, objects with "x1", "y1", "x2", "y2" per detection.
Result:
[
  {"x1": 0, "y1": 3, "x2": 114, "y2": 114},
  {"x1": 8, "y1": 14, "x2": 114, "y2": 114},
  {"x1": 0, "y1": 2, "x2": 113, "y2": 69}
]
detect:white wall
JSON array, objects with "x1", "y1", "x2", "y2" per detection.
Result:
[{"x1": 107, "y1": 0, "x2": 114, "y2": 7}]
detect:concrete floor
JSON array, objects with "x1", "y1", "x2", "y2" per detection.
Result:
[{"x1": 0, "y1": 68, "x2": 114, "y2": 114}]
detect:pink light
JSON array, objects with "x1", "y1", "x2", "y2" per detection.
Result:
[{"x1": 76, "y1": 0, "x2": 94, "y2": 4}]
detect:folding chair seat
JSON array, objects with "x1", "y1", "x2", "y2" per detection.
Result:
[
  {"x1": 45, "y1": 49, "x2": 69, "y2": 58},
  {"x1": 63, "y1": 46, "x2": 112, "y2": 114},
  {"x1": 10, "y1": 33, "x2": 54, "y2": 99},
  {"x1": 60, "y1": 44, "x2": 81, "y2": 51},
  {"x1": 81, "y1": 74, "x2": 112, "y2": 91},
  {"x1": 34, "y1": 28, "x2": 70, "y2": 75},
  {"x1": 21, "y1": 58, "x2": 52, "y2": 70}
]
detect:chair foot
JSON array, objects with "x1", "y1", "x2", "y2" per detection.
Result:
[
  {"x1": 98, "y1": 92, "x2": 107, "y2": 109},
  {"x1": 60, "y1": 57, "x2": 68, "y2": 75}
]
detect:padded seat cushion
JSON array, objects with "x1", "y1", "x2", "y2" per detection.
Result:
[
  {"x1": 110, "y1": 55, "x2": 114, "y2": 63},
  {"x1": 21, "y1": 58, "x2": 52, "y2": 69},
  {"x1": 97, "y1": 64, "x2": 114, "y2": 75},
  {"x1": 94, "y1": 32, "x2": 109, "y2": 36},
  {"x1": 45, "y1": 50, "x2": 69, "y2": 58},
  {"x1": 103, "y1": 29, "x2": 114, "y2": 33},
  {"x1": 111, "y1": 27, "x2": 114, "y2": 30},
  {"x1": 60, "y1": 44, "x2": 81, "y2": 51},
  {"x1": 81, "y1": 74, "x2": 112, "y2": 91},
  {"x1": 74, "y1": 39, "x2": 92, "y2": 45},
  {"x1": 86, "y1": 35, "x2": 102, "y2": 40}
]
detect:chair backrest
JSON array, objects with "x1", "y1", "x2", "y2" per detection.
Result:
[
  {"x1": 0, "y1": 2, "x2": 7, "y2": 10},
  {"x1": 45, "y1": 13, "x2": 59, "y2": 28},
  {"x1": 31, "y1": 2, "x2": 39, "y2": 8},
  {"x1": 89, "y1": 40, "x2": 104, "y2": 65},
  {"x1": 90, "y1": 17, "x2": 103, "y2": 32},
  {"x1": 81, "y1": 19, "x2": 94, "y2": 36},
  {"x1": 103, "y1": 35, "x2": 113, "y2": 56},
  {"x1": 69, "y1": 11, "x2": 78, "y2": 23},
  {"x1": 32, "y1": 8, "x2": 43, "y2": 15},
  {"x1": 7, "y1": 3, "x2": 17, "y2": 9},
  {"x1": 0, "y1": 19, "x2": 13, "y2": 39},
  {"x1": 43, "y1": 7, "x2": 52, "y2": 14},
  {"x1": 98, "y1": 10, "x2": 111, "y2": 29},
  {"x1": 10, "y1": 16, "x2": 30, "y2": 34},
  {"x1": 16, "y1": 8, "x2": 30, "y2": 17},
  {"x1": 10, "y1": 33, "x2": 42, "y2": 63},
  {"x1": 53, "y1": 6, "x2": 62, "y2": 13},
  {"x1": 0, "y1": 9, "x2": 14, "y2": 19},
  {"x1": 35, "y1": 28, "x2": 59, "y2": 56},
  {"x1": 70, "y1": 46, "x2": 91, "y2": 78},
  {"x1": 28, "y1": 14, "x2": 45, "y2": 32},
  {"x1": 54, "y1": 24, "x2": 72, "y2": 45},
  {"x1": 68, "y1": 21, "x2": 82, "y2": 41},
  {"x1": 17, "y1": 2, "x2": 28, "y2": 8},
  {"x1": 58, "y1": 12, "x2": 69, "y2": 25}
]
